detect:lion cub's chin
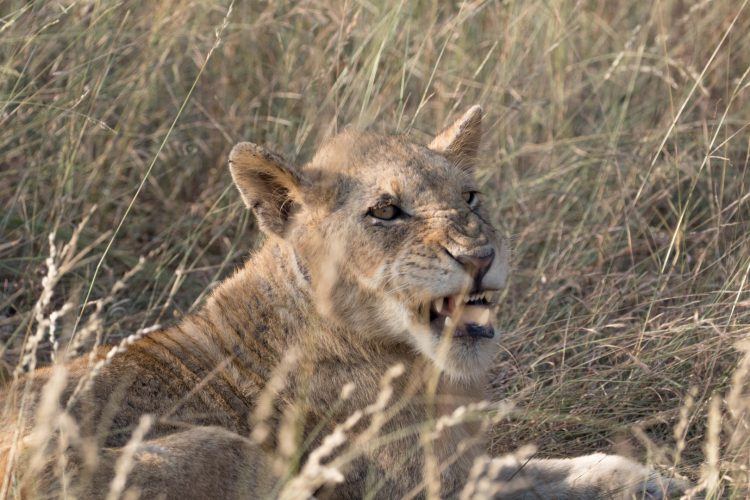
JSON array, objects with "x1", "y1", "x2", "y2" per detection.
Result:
[{"x1": 408, "y1": 318, "x2": 500, "y2": 383}]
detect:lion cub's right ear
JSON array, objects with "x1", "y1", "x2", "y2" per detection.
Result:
[
  {"x1": 229, "y1": 142, "x2": 303, "y2": 237},
  {"x1": 429, "y1": 105, "x2": 483, "y2": 172}
]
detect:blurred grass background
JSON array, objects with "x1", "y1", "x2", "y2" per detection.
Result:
[{"x1": 2, "y1": 0, "x2": 750, "y2": 495}]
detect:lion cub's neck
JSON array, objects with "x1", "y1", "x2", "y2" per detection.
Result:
[{"x1": 192, "y1": 240, "x2": 316, "y2": 372}]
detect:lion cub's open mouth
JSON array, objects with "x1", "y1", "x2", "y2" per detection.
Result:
[{"x1": 428, "y1": 291, "x2": 498, "y2": 340}]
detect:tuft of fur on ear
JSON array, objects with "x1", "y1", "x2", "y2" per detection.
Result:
[
  {"x1": 229, "y1": 142, "x2": 302, "y2": 237},
  {"x1": 428, "y1": 105, "x2": 483, "y2": 170}
]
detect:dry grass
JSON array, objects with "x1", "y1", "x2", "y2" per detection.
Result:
[{"x1": 2, "y1": 0, "x2": 750, "y2": 497}]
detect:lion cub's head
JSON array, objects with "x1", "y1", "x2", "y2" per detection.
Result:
[{"x1": 229, "y1": 106, "x2": 509, "y2": 381}]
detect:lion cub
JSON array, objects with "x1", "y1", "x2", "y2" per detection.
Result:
[{"x1": 1, "y1": 107, "x2": 684, "y2": 498}]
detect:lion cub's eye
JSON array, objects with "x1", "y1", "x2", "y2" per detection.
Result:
[
  {"x1": 463, "y1": 191, "x2": 479, "y2": 209},
  {"x1": 368, "y1": 204, "x2": 402, "y2": 221}
]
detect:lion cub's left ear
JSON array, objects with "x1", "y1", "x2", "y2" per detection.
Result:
[
  {"x1": 229, "y1": 142, "x2": 303, "y2": 237},
  {"x1": 428, "y1": 105, "x2": 483, "y2": 171}
]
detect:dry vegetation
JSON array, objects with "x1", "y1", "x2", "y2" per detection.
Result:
[{"x1": 2, "y1": 0, "x2": 750, "y2": 497}]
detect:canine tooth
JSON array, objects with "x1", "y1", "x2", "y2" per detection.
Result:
[
  {"x1": 478, "y1": 308, "x2": 490, "y2": 324},
  {"x1": 433, "y1": 297, "x2": 444, "y2": 314},
  {"x1": 444, "y1": 316, "x2": 454, "y2": 330},
  {"x1": 459, "y1": 305, "x2": 492, "y2": 325}
]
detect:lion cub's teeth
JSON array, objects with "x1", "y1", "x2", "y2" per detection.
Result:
[
  {"x1": 466, "y1": 292, "x2": 493, "y2": 303},
  {"x1": 433, "y1": 297, "x2": 444, "y2": 314},
  {"x1": 460, "y1": 305, "x2": 492, "y2": 325},
  {"x1": 478, "y1": 308, "x2": 490, "y2": 324},
  {"x1": 444, "y1": 316, "x2": 454, "y2": 330}
]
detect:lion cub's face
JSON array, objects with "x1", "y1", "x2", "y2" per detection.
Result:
[{"x1": 230, "y1": 107, "x2": 509, "y2": 380}]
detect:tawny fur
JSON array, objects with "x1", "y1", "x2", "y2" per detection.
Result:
[{"x1": 1, "y1": 107, "x2": 685, "y2": 499}]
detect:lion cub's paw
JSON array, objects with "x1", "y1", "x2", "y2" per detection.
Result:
[
  {"x1": 568, "y1": 453, "x2": 689, "y2": 499},
  {"x1": 638, "y1": 472, "x2": 691, "y2": 499}
]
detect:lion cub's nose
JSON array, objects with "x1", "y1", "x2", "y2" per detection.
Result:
[{"x1": 455, "y1": 248, "x2": 495, "y2": 286}]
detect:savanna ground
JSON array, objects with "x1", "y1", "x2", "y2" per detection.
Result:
[{"x1": 1, "y1": 0, "x2": 750, "y2": 497}]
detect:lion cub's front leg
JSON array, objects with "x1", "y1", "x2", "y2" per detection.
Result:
[{"x1": 29, "y1": 426, "x2": 275, "y2": 499}]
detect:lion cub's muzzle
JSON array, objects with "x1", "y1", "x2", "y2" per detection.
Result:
[{"x1": 424, "y1": 244, "x2": 503, "y2": 340}]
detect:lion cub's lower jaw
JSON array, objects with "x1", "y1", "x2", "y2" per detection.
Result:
[
  {"x1": 401, "y1": 290, "x2": 500, "y2": 382},
  {"x1": 402, "y1": 313, "x2": 500, "y2": 384}
]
